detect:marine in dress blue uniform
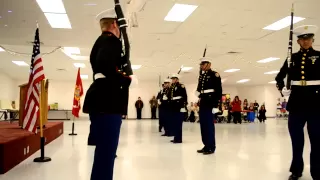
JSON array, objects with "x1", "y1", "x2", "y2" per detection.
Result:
[
  {"x1": 168, "y1": 74, "x2": 188, "y2": 143},
  {"x1": 195, "y1": 57, "x2": 222, "y2": 155},
  {"x1": 83, "y1": 9, "x2": 132, "y2": 180},
  {"x1": 157, "y1": 79, "x2": 171, "y2": 136},
  {"x1": 275, "y1": 25, "x2": 320, "y2": 180}
]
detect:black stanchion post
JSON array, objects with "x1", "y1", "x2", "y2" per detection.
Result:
[{"x1": 69, "y1": 116, "x2": 77, "y2": 136}]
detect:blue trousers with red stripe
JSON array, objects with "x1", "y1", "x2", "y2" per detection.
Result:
[
  {"x1": 90, "y1": 114, "x2": 122, "y2": 180},
  {"x1": 288, "y1": 112, "x2": 320, "y2": 179}
]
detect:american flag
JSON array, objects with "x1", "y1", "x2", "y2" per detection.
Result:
[{"x1": 22, "y1": 28, "x2": 45, "y2": 133}]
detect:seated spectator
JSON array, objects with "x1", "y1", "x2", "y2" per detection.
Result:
[
  {"x1": 258, "y1": 105, "x2": 267, "y2": 123},
  {"x1": 276, "y1": 102, "x2": 282, "y2": 117},
  {"x1": 192, "y1": 103, "x2": 200, "y2": 123},
  {"x1": 247, "y1": 103, "x2": 255, "y2": 123}
]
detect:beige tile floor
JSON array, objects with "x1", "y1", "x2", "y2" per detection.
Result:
[{"x1": 0, "y1": 119, "x2": 313, "y2": 180}]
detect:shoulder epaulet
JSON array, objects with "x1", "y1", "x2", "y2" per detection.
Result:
[
  {"x1": 180, "y1": 84, "x2": 185, "y2": 88},
  {"x1": 211, "y1": 70, "x2": 220, "y2": 77}
]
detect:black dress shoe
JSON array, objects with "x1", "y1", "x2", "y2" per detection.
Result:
[
  {"x1": 161, "y1": 134, "x2": 167, "y2": 136},
  {"x1": 170, "y1": 140, "x2": 174, "y2": 142},
  {"x1": 202, "y1": 149, "x2": 215, "y2": 155},
  {"x1": 288, "y1": 174, "x2": 302, "y2": 180},
  {"x1": 172, "y1": 141, "x2": 182, "y2": 144},
  {"x1": 197, "y1": 148, "x2": 206, "y2": 153}
]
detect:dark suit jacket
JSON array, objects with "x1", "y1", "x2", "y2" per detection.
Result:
[{"x1": 83, "y1": 31, "x2": 131, "y2": 114}]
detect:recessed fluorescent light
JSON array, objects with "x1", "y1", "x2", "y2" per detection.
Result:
[
  {"x1": 0, "y1": 47, "x2": 5, "y2": 52},
  {"x1": 64, "y1": 47, "x2": 80, "y2": 55},
  {"x1": 12, "y1": 61, "x2": 28, "y2": 66},
  {"x1": 264, "y1": 70, "x2": 280, "y2": 75},
  {"x1": 164, "y1": 4, "x2": 198, "y2": 22},
  {"x1": 257, "y1": 57, "x2": 280, "y2": 63},
  {"x1": 44, "y1": 13, "x2": 72, "y2": 29},
  {"x1": 132, "y1": 65, "x2": 142, "y2": 70},
  {"x1": 80, "y1": 75, "x2": 88, "y2": 79},
  {"x1": 181, "y1": 67, "x2": 193, "y2": 71},
  {"x1": 36, "y1": 0, "x2": 66, "y2": 13},
  {"x1": 70, "y1": 55, "x2": 89, "y2": 61},
  {"x1": 268, "y1": 81, "x2": 276, "y2": 84},
  {"x1": 263, "y1": 16, "x2": 305, "y2": 31},
  {"x1": 74, "y1": 63, "x2": 86, "y2": 68},
  {"x1": 224, "y1": 69, "x2": 240, "y2": 73},
  {"x1": 237, "y1": 79, "x2": 250, "y2": 83}
]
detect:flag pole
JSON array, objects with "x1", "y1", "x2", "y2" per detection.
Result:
[
  {"x1": 69, "y1": 115, "x2": 77, "y2": 136},
  {"x1": 34, "y1": 79, "x2": 51, "y2": 162},
  {"x1": 69, "y1": 67, "x2": 82, "y2": 136}
]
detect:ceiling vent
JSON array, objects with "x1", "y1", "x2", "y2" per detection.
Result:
[{"x1": 56, "y1": 68, "x2": 66, "y2": 71}]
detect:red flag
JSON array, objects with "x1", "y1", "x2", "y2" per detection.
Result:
[{"x1": 72, "y1": 68, "x2": 83, "y2": 117}]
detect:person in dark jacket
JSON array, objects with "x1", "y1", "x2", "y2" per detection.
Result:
[
  {"x1": 168, "y1": 74, "x2": 188, "y2": 143},
  {"x1": 195, "y1": 57, "x2": 222, "y2": 155},
  {"x1": 135, "y1": 97, "x2": 144, "y2": 119},
  {"x1": 275, "y1": 25, "x2": 320, "y2": 180},
  {"x1": 157, "y1": 79, "x2": 171, "y2": 135},
  {"x1": 258, "y1": 105, "x2": 267, "y2": 123},
  {"x1": 82, "y1": 9, "x2": 133, "y2": 180}
]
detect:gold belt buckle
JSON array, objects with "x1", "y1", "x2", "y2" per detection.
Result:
[{"x1": 300, "y1": 80, "x2": 307, "y2": 86}]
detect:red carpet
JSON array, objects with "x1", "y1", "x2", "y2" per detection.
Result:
[{"x1": 0, "y1": 121, "x2": 64, "y2": 174}]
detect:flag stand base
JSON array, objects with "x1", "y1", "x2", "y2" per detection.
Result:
[
  {"x1": 34, "y1": 157, "x2": 51, "y2": 162},
  {"x1": 69, "y1": 122, "x2": 77, "y2": 136},
  {"x1": 34, "y1": 137, "x2": 51, "y2": 163}
]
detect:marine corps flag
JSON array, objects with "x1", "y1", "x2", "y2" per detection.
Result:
[{"x1": 72, "y1": 68, "x2": 83, "y2": 118}]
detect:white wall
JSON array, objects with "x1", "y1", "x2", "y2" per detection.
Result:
[
  {"x1": 0, "y1": 72, "x2": 16, "y2": 103},
  {"x1": 15, "y1": 80, "x2": 161, "y2": 119},
  {"x1": 11, "y1": 79, "x2": 284, "y2": 118},
  {"x1": 0, "y1": 73, "x2": 16, "y2": 120}
]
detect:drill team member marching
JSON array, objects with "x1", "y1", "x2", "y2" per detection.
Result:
[{"x1": 276, "y1": 24, "x2": 320, "y2": 180}]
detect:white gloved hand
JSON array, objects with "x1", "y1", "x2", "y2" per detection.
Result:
[
  {"x1": 282, "y1": 87, "x2": 291, "y2": 96},
  {"x1": 158, "y1": 100, "x2": 161, "y2": 105},
  {"x1": 129, "y1": 75, "x2": 138, "y2": 88},
  {"x1": 194, "y1": 91, "x2": 200, "y2": 97},
  {"x1": 163, "y1": 95, "x2": 168, "y2": 100},
  {"x1": 180, "y1": 108, "x2": 187, "y2": 113},
  {"x1": 212, "y1": 108, "x2": 220, "y2": 114}
]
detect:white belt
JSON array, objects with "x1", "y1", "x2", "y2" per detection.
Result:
[
  {"x1": 200, "y1": 89, "x2": 214, "y2": 93},
  {"x1": 291, "y1": 80, "x2": 320, "y2": 86},
  {"x1": 172, "y1": 96, "x2": 182, "y2": 100},
  {"x1": 94, "y1": 73, "x2": 105, "y2": 80}
]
